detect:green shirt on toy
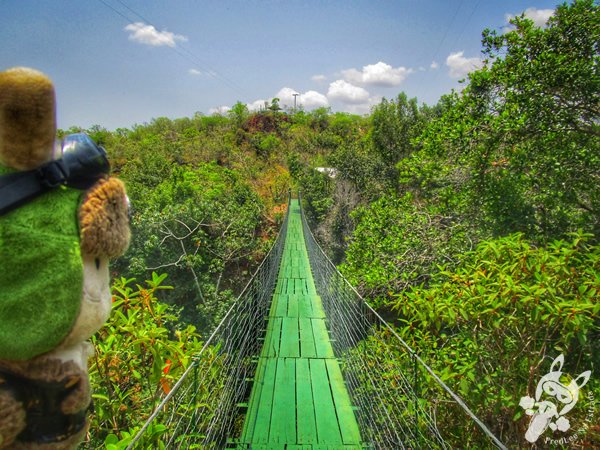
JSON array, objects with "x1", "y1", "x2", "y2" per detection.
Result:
[{"x1": 0, "y1": 164, "x2": 84, "y2": 360}]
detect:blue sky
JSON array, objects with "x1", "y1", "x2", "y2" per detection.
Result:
[{"x1": 1, "y1": 0, "x2": 559, "y2": 130}]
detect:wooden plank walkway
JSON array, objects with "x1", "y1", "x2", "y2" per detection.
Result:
[{"x1": 237, "y1": 199, "x2": 363, "y2": 449}]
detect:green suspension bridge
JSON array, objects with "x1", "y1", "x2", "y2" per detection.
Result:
[{"x1": 126, "y1": 196, "x2": 507, "y2": 449}]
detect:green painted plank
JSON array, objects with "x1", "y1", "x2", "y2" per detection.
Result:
[
  {"x1": 296, "y1": 358, "x2": 317, "y2": 444},
  {"x1": 249, "y1": 445, "x2": 284, "y2": 450},
  {"x1": 295, "y1": 278, "x2": 306, "y2": 295},
  {"x1": 299, "y1": 318, "x2": 317, "y2": 358},
  {"x1": 326, "y1": 359, "x2": 362, "y2": 445},
  {"x1": 280, "y1": 318, "x2": 300, "y2": 358},
  {"x1": 275, "y1": 294, "x2": 288, "y2": 317},
  {"x1": 285, "y1": 279, "x2": 295, "y2": 295},
  {"x1": 275, "y1": 278, "x2": 287, "y2": 294},
  {"x1": 306, "y1": 280, "x2": 318, "y2": 296},
  {"x1": 310, "y1": 358, "x2": 343, "y2": 444},
  {"x1": 311, "y1": 296, "x2": 326, "y2": 318},
  {"x1": 240, "y1": 352, "x2": 268, "y2": 442},
  {"x1": 287, "y1": 294, "x2": 299, "y2": 317},
  {"x1": 250, "y1": 358, "x2": 278, "y2": 444},
  {"x1": 269, "y1": 294, "x2": 280, "y2": 317},
  {"x1": 238, "y1": 199, "x2": 363, "y2": 448},
  {"x1": 264, "y1": 317, "x2": 282, "y2": 358},
  {"x1": 298, "y1": 294, "x2": 314, "y2": 318},
  {"x1": 312, "y1": 446, "x2": 364, "y2": 450},
  {"x1": 312, "y1": 319, "x2": 335, "y2": 359},
  {"x1": 269, "y1": 358, "x2": 296, "y2": 444}
]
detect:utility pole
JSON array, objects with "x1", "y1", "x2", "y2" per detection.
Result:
[{"x1": 292, "y1": 93, "x2": 299, "y2": 111}]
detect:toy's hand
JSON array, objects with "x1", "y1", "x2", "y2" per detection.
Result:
[
  {"x1": 79, "y1": 177, "x2": 130, "y2": 258},
  {"x1": 60, "y1": 366, "x2": 91, "y2": 416}
]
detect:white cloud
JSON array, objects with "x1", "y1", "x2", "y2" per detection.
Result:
[
  {"x1": 311, "y1": 74, "x2": 327, "y2": 82},
  {"x1": 189, "y1": 69, "x2": 202, "y2": 76},
  {"x1": 247, "y1": 99, "x2": 268, "y2": 111},
  {"x1": 275, "y1": 87, "x2": 300, "y2": 109},
  {"x1": 246, "y1": 85, "x2": 374, "y2": 116},
  {"x1": 124, "y1": 22, "x2": 187, "y2": 48},
  {"x1": 341, "y1": 61, "x2": 412, "y2": 87},
  {"x1": 523, "y1": 7, "x2": 554, "y2": 26},
  {"x1": 504, "y1": 7, "x2": 554, "y2": 31},
  {"x1": 209, "y1": 105, "x2": 230, "y2": 115},
  {"x1": 344, "y1": 96, "x2": 381, "y2": 115},
  {"x1": 275, "y1": 87, "x2": 329, "y2": 109},
  {"x1": 300, "y1": 90, "x2": 329, "y2": 108},
  {"x1": 327, "y1": 80, "x2": 370, "y2": 104},
  {"x1": 446, "y1": 51, "x2": 483, "y2": 79},
  {"x1": 430, "y1": 61, "x2": 439, "y2": 70}
]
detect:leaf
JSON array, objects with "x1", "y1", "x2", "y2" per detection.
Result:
[
  {"x1": 104, "y1": 434, "x2": 119, "y2": 445},
  {"x1": 92, "y1": 393, "x2": 110, "y2": 402}
]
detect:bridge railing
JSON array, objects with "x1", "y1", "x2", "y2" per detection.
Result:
[
  {"x1": 299, "y1": 194, "x2": 507, "y2": 450},
  {"x1": 126, "y1": 193, "x2": 291, "y2": 449}
]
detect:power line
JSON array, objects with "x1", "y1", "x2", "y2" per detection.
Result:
[
  {"x1": 114, "y1": 0, "x2": 153, "y2": 25},
  {"x1": 448, "y1": 0, "x2": 483, "y2": 55},
  {"x1": 96, "y1": 0, "x2": 133, "y2": 23},
  {"x1": 428, "y1": 0, "x2": 466, "y2": 69},
  {"x1": 96, "y1": 0, "x2": 248, "y2": 98}
]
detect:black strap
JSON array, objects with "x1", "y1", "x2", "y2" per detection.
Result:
[{"x1": 0, "y1": 160, "x2": 68, "y2": 216}]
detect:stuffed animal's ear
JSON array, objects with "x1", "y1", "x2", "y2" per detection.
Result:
[
  {"x1": 79, "y1": 177, "x2": 130, "y2": 258},
  {"x1": 0, "y1": 67, "x2": 56, "y2": 170}
]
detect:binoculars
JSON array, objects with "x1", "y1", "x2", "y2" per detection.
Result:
[{"x1": 0, "y1": 133, "x2": 110, "y2": 216}]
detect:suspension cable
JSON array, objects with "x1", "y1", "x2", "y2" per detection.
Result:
[
  {"x1": 126, "y1": 192, "x2": 292, "y2": 449},
  {"x1": 298, "y1": 192, "x2": 507, "y2": 450}
]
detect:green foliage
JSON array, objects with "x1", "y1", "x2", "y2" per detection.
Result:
[
  {"x1": 85, "y1": 274, "x2": 203, "y2": 448},
  {"x1": 412, "y1": 0, "x2": 599, "y2": 241},
  {"x1": 308, "y1": 107, "x2": 331, "y2": 131},
  {"x1": 391, "y1": 232, "x2": 599, "y2": 447},
  {"x1": 298, "y1": 169, "x2": 334, "y2": 223},
  {"x1": 58, "y1": 10, "x2": 600, "y2": 443},
  {"x1": 228, "y1": 101, "x2": 250, "y2": 127},
  {"x1": 320, "y1": 2, "x2": 600, "y2": 446},
  {"x1": 255, "y1": 132, "x2": 282, "y2": 157},
  {"x1": 328, "y1": 143, "x2": 384, "y2": 197},
  {"x1": 122, "y1": 163, "x2": 265, "y2": 333},
  {"x1": 341, "y1": 193, "x2": 472, "y2": 307},
  {"x1": 269, "y1": 97, "x2": 281, "y2": 111},
  {"x1": 370, "y1": 93, "x2": 434, "y2": 184}
]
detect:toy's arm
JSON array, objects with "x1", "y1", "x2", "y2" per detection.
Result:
[{"x1": 79, "y1": 177, "x2": 130, "y2": 258}]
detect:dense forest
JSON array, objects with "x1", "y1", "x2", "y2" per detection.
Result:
[{"x1": 74, "y1": 1, "x2": 598, "y2": 447}]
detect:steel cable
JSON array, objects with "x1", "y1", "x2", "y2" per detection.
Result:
[
  {"x1": 126, "y1": 193, "x2": 291, "y2": 449},
  {"x1": 127, "y1": 190, "x2": 506, "y2": 449},
  {"x1": 299, "y1": 192, "x2": 507, "y2": 450}
]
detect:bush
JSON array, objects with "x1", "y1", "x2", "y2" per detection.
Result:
[
  {"x1": 392, "y1": 232, "x2": 600, "y2": 447},
  {"x1": 84, "y1": 273, "x2": 203, "y2": 448}
]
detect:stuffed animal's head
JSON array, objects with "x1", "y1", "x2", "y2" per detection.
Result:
[
  {"x1": 0, "y1": 67, "x2": 130, "y2": 361},
  {"x1": 0, "y1": 67, "x2": 56, "y2": 170}
]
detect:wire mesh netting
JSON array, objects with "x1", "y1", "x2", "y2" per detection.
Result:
[
  {"x1": 125, "y1": 196, "x2": 290, "y2": 449},
  {"x1": 128, "y1": 191, "x2": 507, "y2": 449},
  {"x1": 299, "y1": 195, "x2": 507, "y2": 450}
]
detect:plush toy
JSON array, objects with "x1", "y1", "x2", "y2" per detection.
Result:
[{"x1": 0, "y1": 67, "x2": 130, "y2": 449}]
